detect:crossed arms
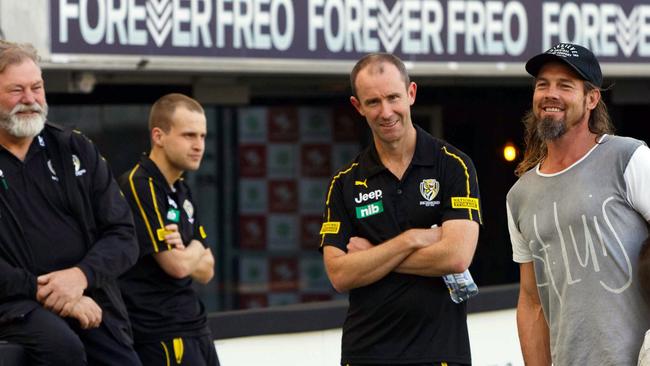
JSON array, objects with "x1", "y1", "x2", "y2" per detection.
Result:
[
  {"x1": 154, "y1": 224, "x2": 215, "y2": 284},
  {"x1": 322, "y1": 219, "x2": 479, "y2": 293}
]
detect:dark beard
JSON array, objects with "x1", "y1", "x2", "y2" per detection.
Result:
[{"x1": 537, "y1": 116, "x2": 567, "y2": 141}]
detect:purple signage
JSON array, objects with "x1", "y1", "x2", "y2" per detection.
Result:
[{"x1": 51, "y1": 0, "x2": 650, "y2": 62}]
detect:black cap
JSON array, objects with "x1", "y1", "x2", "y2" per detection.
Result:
[{"x1": 525, "y1": 43, "x2": 602, "y2": 87}]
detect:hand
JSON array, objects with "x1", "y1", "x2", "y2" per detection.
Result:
[
  {"x1": 68, "y1": 296, "x2": 102, "y2": 329},
  {"x1": 202, "y1": 248, "x2": 215, "y2": 269},
  {"x1": 37, "y1": 267, "x2": 87, "y2": 314},
  {"x1": 164, "y1": 224, "x2": 185, "y2": 249},
  {"x1": 346, "y1": 237, "x2": 373, "y2": 253}
]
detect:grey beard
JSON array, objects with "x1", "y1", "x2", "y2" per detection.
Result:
[
  {"x1": 0, "y1": 103, "x2": 47, "y2": 138},
  {"x1": 537, "y1": 116, "x2": 566, "y2": 141}
]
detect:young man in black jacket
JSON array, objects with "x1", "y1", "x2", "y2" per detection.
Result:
[
  {"x1": 119, "y1": 93, "x2": 219, "y2": 365},
  {"x1": 0, "y1": 40, "x2": 141, "y2": 365}
]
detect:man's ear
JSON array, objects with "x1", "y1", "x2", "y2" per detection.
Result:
[
  {"x1": 350, "y1": 96, "x2": 363, "y2": 116},
  {"x1": 151, "y1": 127, "x2": 164, "y2": 147},
  {"x1": 586, "y1": 87, "x2": 601, "y2": 111},
  {"x1": 407, "y1": 82, "x2": 417, "y2": 106}
]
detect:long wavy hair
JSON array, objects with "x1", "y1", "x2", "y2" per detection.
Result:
[{"x1": 514, "y1": 82, "x2": 615, "y2": 177}]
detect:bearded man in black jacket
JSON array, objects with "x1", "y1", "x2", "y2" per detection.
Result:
[{"x1": 0, "y1": 40, "x2": 141, "y2": 365}]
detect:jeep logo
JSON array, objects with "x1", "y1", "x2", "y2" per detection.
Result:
[{"x1": 354, "y1": 189, "x2": 383, "y2": 204}]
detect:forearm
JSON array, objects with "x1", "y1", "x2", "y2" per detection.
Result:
[
  {"x1": 190, "y1": 249, "x2": 214, "y2": 284},
  {"x1": 517, "y1": 262, "x2": 551, "y2": 365},
  {"x1": 517, "y1": 299, "x2": 551, "y2": 365},
  {"x1": 395, "y1": 220, "x2": 478, "y2": 277},
  {"x1": 324, "y1": 230, "x2": 429, "y2": 292},
  {"x1": 394, "y1": 245, "x2": 460, "y2": 276},
  {"x1": 155, "y1": 240, "x2": 206, "y2": 279}
]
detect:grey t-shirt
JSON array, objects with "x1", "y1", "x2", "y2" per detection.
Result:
[{"x1": 507, "y1": 135, "x2": 650, "y2": 365}]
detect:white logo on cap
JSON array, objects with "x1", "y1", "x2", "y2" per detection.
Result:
[{"x1": 547, "y1": 44, "x2": 579, "y2": 58}]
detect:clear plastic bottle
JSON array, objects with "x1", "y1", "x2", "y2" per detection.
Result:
[
  {"x1": 442, "y1": 270, "x2": 479, "y2": 304},
  {"x1": 431, "y1": 225, "x2": 479, "y2": 303}
]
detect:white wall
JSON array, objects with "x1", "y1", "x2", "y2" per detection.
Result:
[{"x1": 215, "y1": 309, "x2": 523, "y2": 366}]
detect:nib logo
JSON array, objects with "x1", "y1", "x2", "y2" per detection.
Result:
[{"x1": 146, "y1": 0, "x2": 172, "y2": 47}]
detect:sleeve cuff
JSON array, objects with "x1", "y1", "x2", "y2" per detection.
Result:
[
  {"x1": 76, "y1": 264, "x2": 95, "y2": 289},
  {"x1": 28, "y1": 275, "x2": 37, "y2": 299},
  {"x1": 513, "y1": 255, "x2": 533, "y2": 263}
]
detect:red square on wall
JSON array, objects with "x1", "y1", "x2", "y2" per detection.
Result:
[
  {"x1": 333, "y1": 108, "x2": 361, "y2": 141},
  {"x1": 270, "y1": 257, "x2": 299, "y2": 291},
  {"x1": 301, "y1": 144, "x2": 331, "y2": 177},
  {"x1": 239, "y1": 145, "x2": 267, "y2": 177},
  {"x1": 239, "y1": 215, "x2": 266, "y2": 250},
  {"x1": 301, "y1": 215, "x2": 323, "y2": 249},
  {"x1": 268, "y1": 180, "x2": 298, "y2": 212},
  {"x1": 268, "y1": 107, "x2": 299, "y2": 142}
]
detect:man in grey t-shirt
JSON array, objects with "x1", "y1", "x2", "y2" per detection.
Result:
[{"x1": 507, "y1": 43, "x2": 650, "y2": 365}]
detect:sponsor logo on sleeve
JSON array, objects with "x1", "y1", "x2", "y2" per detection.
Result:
[
  {"x1": 451, "y1": 197, "x2": 480, "y2": 210},
  {"x1": 320, "y1": 221, "x2": 340, "y2": 235}
]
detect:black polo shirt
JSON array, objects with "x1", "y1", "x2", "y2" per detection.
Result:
[
  {"x1": 0, "y1": 134, "x2": 85, "y2": 275},
  {"x1": 320, "y1": 125, "x2": 482, "y2": 365},
  {"x1": 118, "y1": 155, "x2": 209, "y2": 342}
]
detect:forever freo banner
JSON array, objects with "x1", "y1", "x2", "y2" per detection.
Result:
[{"x1": 51, "y1": 0, "x2": 650, "y2": 62}]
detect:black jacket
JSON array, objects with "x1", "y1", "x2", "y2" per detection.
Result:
[{"x1": 0, "y1": 122, "x2": 139, "y2": 344}]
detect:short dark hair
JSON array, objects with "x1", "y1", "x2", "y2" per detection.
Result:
[
  {"x1": 0, "y1": 40, "x2": 39, "y2": 74},
  {"x1": 350, "y1": 53, "x2": 410, "y2": 98},
  {"x1": 148, "y1": 93, "x2": 204, "y2": 132}
]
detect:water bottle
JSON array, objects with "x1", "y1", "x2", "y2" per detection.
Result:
[
  {"x1": 442, "y1": 270, "x2": 479, "y2": 304},
  {"x1": 431, "y1": 225, "x2": 479, "y2": 303}
]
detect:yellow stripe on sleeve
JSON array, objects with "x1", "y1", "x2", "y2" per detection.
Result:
[
  {"x1": 320, "y1": 163, "x2": 358, "y2": 248},
  {"x1": 128, "y1": 165, "x2": 159, "y2": 253},
  {"x1": 442, "y1": 146, "x2": 483, "y2": 224},
  {"x1": 148, "y1": 177, "x2": 172, "y2": 251}
]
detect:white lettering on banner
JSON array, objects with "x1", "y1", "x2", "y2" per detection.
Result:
[
  {"x1": 215, "y1": 0, "x2": 295, "y2": 50},
  {"x1": 54, "y1": 0, "x2": 650, "y2": 60},
  {"x1": 447, "y1": 0, "x2": 527, "y2": 56},
  {"x1": 309, "y1": 0, "x2": 527, "y2": 55},
  {"x1": 59, "y1": 0, "x2": 294, "y2": 49},
  {"x1": 531, "y1": 198, "x2": 633, "y2": 304},
  {"x1": 542, "y1": 2, "x2": 650, "y2": 57}
]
